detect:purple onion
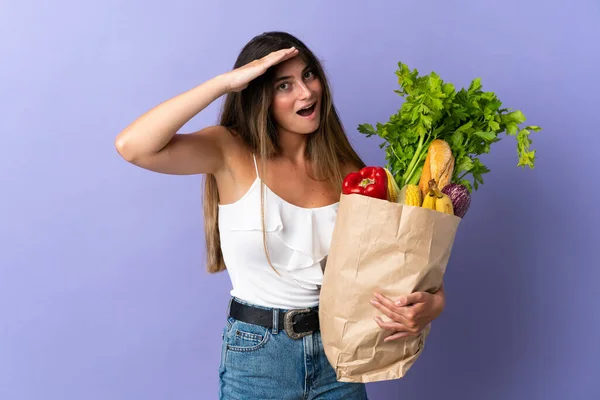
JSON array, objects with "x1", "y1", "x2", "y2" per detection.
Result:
[{"x1": 441, "y1": 183, "x2": 471, "y2": 218}]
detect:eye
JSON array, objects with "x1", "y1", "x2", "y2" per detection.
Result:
[
  {"x1": 277, "y1": 82, "x2": 290, "y2": 91},
  {"x1": 303, "y1": 70, "x2": 315, "y2": 80}
]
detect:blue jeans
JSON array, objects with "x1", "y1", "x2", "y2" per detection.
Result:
[{"x1": 218, "y1": 297, "x2": 368, "y2": 400}]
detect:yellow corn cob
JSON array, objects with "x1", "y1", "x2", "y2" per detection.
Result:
[
  {"x1": 384, "y1": 168, "x2": 401, "y2": 203},
  {"x1": 399, "y1": 184, "x2": 422, "y2": 206}
]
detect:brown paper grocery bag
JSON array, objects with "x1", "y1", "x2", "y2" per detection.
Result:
[{"x1": 319, "y1": 193, "x2": 461, "y2": 383}]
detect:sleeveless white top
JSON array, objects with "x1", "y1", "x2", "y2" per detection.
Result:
[{"x1": 217, "y1": 154, "x2": 339, "y2": 310}]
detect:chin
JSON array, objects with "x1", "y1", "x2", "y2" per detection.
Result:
[{"x1": 291, "y1": 112, "x2": 321, "y2": 135}]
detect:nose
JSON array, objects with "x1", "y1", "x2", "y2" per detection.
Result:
[{"x1": 296, "y1": 80, "x2": 312, "y2": 100}]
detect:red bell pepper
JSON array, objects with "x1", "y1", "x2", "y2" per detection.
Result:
[{"x1": 342, "y1": 166, "x2": 388, "y2": 200}]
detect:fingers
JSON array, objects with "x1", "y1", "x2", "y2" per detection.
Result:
[
  {"x1": 373, "y1": 316, "x2": 410, "y2": 332},
  {"x1": 262, "y1": 47, "x2": 295, "y2": 59},
  {"x1": 262, "y1": 47, "x2": 298, "y2": 67},
  {"x1": 278, "y1": 47, "x2": 299, "y2": 62},
  {"x1": 384, "y1": 330, "x2": 418, "y2": 342},
  {"x1": 373, "y1": 316, "x2": 420, "y2": 342},
  {"x1": 373, "y1": 292, "x2": 422, "y2": 317},
  {"x1": 371, "y1": 293, "x2": 426, "y2": 342},
  {"x1": 227, "y1": 47, "x2": 299, "y2": 93},
  {"x1": 370, "y1": 297, "x2": 410, "y2": 326},
  {"x1": 401, "y1": 291, "x2": 428, "y2": 306},
  {"x1": 372, "y1": 292, "x2": 426, "y2": 328}
]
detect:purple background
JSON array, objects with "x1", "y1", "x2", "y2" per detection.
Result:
[{"x1": 2, "y1": 1, "x2": 599, "y2": 399}]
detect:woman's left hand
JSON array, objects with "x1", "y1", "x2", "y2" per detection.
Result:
[{"x1": 370, "y1": 286, "x2": 446, "y2": 342}]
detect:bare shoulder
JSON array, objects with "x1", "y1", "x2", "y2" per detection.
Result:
[{"x1": 199, "y1": 125, "x2": 250, "y2": 177}]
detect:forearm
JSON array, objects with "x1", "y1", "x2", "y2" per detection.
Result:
[
  {"x1": 433, "y1": 283, "x2": 446, "y2": 315},
  {"x1": 115, "y1": 74, "x2": 230, "y2": 158}
]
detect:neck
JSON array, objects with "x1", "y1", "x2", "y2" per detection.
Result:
[{"x1": 277, "y1": 129, "x2": 308, "y2": 163}]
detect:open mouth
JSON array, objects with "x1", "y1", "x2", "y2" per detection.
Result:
[{"x1": 296, "y1": 103, "x2": 316, "y2": 117}]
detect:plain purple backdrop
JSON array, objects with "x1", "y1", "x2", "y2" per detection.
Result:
[{"x1": 1, "y1": 1, "x2": 599, "y2": 399}]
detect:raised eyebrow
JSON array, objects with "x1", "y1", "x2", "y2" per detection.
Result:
[
  {"x1": 274, "y1": 67, "x2": 313, "y2": 83},
  {"x1": 274, "y1": 75, "x2": 291, "y2": 84}
]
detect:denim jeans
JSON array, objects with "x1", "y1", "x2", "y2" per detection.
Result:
[{"x1": 218, "y1": 297, "x2": 368, "y2": 400}]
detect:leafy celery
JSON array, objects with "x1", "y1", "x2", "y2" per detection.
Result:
[{"x1": 358, "y1": 62, "x2": 542, "y2": 192}]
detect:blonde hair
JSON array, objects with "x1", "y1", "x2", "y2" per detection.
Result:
[{"x1": 202, "y1": 31, "x2": 365, "y2": 274}]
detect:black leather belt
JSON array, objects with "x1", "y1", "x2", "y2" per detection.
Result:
[{"x1": 229, "y1": 298, "x2": 319, "y2": 340}]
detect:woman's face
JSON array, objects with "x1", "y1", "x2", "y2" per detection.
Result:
[{"x1": 270, "y1": 56, "x2": 322, "y2": 135}]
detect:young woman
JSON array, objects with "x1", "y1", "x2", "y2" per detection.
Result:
[{"x1": 115, "y1": 31, "x2": 446, "y2": 400}]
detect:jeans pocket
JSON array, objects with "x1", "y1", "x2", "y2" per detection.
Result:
[{"x1": 226, "y1": 319, "x2": 270, "y2": 353}]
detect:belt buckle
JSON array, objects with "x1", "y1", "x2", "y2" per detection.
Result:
[{"x1": 283, "y1": 308, "x2": 313, "y2": 340}]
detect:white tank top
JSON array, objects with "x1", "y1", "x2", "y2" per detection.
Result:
[{"x1": 217, "y1": 154, "x2": 339, "y2": 310}]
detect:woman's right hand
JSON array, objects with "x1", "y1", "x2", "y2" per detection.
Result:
[{"x1": 222, "y1": 47, "x2": 299, "y2": 93}]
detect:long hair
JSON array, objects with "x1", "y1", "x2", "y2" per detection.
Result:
[{"x1": 203, "y1": 31, "x2": 365, "y2": 274}]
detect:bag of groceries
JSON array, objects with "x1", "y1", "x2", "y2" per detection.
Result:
[{"x1": 319, "y1": 62, "x2": 541, "y2": 383}]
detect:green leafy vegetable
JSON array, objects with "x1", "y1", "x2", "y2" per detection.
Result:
[{"x1": 358, "y1": 62, "x2": 542, "y2": 192}]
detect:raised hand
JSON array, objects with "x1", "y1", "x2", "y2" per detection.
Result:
[{"x1": 222, "y1": 47, "x2": 299, "y2": 93}]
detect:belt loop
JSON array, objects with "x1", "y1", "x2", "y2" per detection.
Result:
[
  {"x1": 272, "y1": 307, "x2": 279, "y2": 335},
  {"x1": 226, "y1": 297, "x2": 233, "y2": 317}
]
